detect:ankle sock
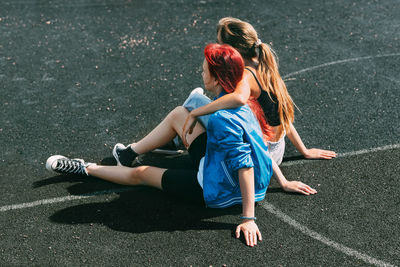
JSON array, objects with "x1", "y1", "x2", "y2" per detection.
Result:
[
  {"x1": 119, "y1": 145, "x2": 139, "y2": 165},
  {"x1": 129, "y1": 145, "x2": 138, "y2": 155}
]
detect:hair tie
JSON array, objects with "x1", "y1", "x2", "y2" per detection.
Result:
[{"x1": 255, "y1": 39, "x2": 262, "y2": 48}]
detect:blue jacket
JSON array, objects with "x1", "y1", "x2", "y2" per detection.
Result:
[{"x1": 202, "y1": 92, "x2": 273, "y2": 208}]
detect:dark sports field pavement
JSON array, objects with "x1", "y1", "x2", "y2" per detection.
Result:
[{"x1": 1, "y1": 0, "x2": 399, "y2": 266}]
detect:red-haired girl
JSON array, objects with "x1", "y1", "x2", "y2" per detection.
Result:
[{"x1": 47, "y1": 44, "x2": 272, "y2": 247}]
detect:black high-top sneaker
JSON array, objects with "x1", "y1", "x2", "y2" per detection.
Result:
[
  {"x1": 46, "y1": 155, "x2": 93, "y2": 176},
  {"x1": 112, "y1": 143, "x2": 138, "y2": 166}
]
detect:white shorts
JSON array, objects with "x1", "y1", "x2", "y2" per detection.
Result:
[{"x1": 267, "y1": 134, "x2": 285, "y2": 165}]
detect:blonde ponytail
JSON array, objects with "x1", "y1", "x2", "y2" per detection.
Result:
[
  {"x1": 257, "y1": 43, "x2": 294, "y2": 132},
  {"x1": 217, "y1": 17, "x2": 295, "y2": 133}
]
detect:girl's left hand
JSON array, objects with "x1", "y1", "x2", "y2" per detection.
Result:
[
  {"x1": 236, "y1": 220, "x2": 262, "y2": 247},
  {"x1": 304, "y1": 148, "x2": 337, "y2": 160},
  {"x1": 282, "y1": 180, "x2": 317, "y2": 195}
]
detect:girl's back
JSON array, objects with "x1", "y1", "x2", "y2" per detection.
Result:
[{"x1": 217, "y1": 17, "x2": 294, "y2": 142}]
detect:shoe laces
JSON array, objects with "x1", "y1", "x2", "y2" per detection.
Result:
[{"x1": 55, "y1": 158, "x2": 88, "y2": 175}]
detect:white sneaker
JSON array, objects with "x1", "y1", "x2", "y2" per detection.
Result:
[{"x1": 46, "y1": 155, "x2": 92, "y2": 176}]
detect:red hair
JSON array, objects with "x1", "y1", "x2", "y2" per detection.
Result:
[
  {"x1": 204, "y1": 43, "x2": 272, "y2": 140},
  {"x1": 247, "y1": 99, "x2": 273, "y2": 141},
  {"x1": 204, "y1": 43, "x2": 244, "y2": 93}
]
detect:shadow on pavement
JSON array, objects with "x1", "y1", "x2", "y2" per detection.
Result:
[
  {"x1": 49, "y1": 187, "x2": 240, "y2": 234},
  {"x1": 41, "y1": 153, "x2": 286, "y2": 236}
]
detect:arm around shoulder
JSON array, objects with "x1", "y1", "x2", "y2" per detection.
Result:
[{"x1": 191, "y1": 79, "x2": 250, "y2": 117}]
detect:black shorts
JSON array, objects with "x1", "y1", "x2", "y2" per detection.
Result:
[{"x1": 161, "y1": 133, "x2": 207, "y2": 205}]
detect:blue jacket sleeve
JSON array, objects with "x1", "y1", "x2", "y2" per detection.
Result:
[{"x1": 208, "y1": 111, "x2": 254, "y2": 171}]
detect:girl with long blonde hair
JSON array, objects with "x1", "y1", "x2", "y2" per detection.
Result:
[{"x1": 182, "y1": 17, "x2": 336, "y2": 195}]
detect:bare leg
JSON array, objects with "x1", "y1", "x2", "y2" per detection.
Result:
[
  {"x1": 130, "y1": 106, "x2": 205, "y2": 154},
  {"x1": 86, "y1": 164, "x2": 166, "y2": 190},
  {"x1": 87, "y1": 106, "x2": 205, "y2": 189}
]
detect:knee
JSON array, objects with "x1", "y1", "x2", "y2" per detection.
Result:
[
  {"x1": 168, "y1": 106, "x2": 188, "y2": 120},
  {"x1": 128, "y1": 166, "x2": 147, "y2": 185},
  {"x1": 173, "y1": 106, "x2": 186, "y2": 113}
]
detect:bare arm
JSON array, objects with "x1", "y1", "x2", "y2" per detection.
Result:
[
  {"x1": 182, "y1": 78, "x2": 251, "y2": 147},
  {"x1": 193, "y1": 78, "x2": 250, "y2": 117},
  {"x1": 271, "y1": 159, "x2": 317, "y2": 195},
  {"x1": 235, "y1": 167, "x2": 262, "y2": 247},
  {"x1": 286, "y1": 123, "x2": 337, "y2": 159}
]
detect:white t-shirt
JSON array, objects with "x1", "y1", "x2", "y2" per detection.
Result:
[{"x1": 196, "y1": 156, "x2": 205, "y2": 188}]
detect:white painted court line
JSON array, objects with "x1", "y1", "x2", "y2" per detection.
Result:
[
  {"x1": 0, "y1": 195, "x2": 91, "y2": 212},
  {"x1": 261, "y1": 202, "x2": 395, "y2": 267},
  {"x1": 281, "y1": 143, "x2": 400, "y2": 167},
  {"x1": 0, "y1": 188, "x2": 129, "y2": 212},
  {"x1": 282, "y1": 53, "x2": 400, "y2": 79}
]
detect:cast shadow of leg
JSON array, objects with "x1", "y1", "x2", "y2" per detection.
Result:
[
  {"x1": 46, "y1": 153, "x2": 239, "y2": 234},
  {"x1": 42, "y1": 153, "x2": 289, "y2": 240},
  {"x1": 49, "y1": 187, "x2": 240, "y2": 234}
]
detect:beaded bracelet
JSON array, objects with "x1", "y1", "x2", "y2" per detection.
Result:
[{"x1": 240, "y1": 216, "x2": 257, "y2": 220}]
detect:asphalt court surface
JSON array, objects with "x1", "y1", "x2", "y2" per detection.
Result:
[{"x1": 1, "y1": 0, "x2": 399, "y2": 266}]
